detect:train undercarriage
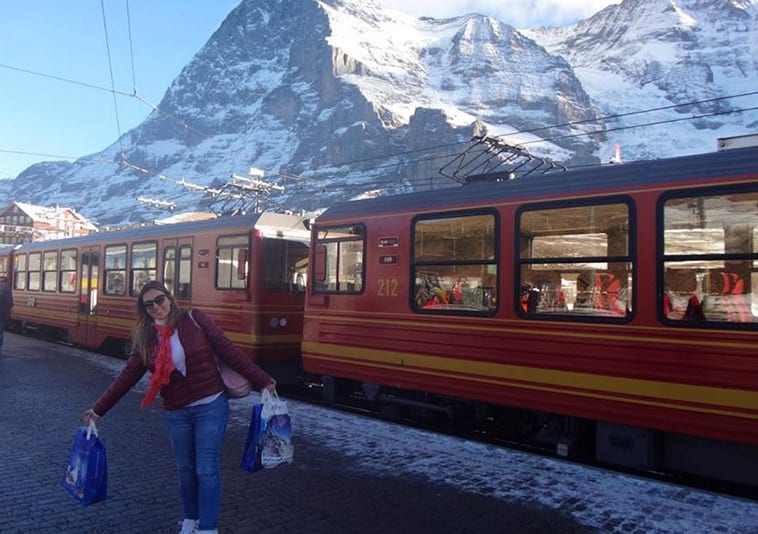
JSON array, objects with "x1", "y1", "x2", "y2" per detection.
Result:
[{"x1": 313, "y1": 375, "x2": 758, "y2": 496}]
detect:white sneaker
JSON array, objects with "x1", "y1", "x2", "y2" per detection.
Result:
[{"x1": 178, "y1": 519, "x2": 197, "y2": 534}]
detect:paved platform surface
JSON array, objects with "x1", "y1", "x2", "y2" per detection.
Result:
[{"x1": 0, "y1": 332, "x2": 593, "y2": 534}]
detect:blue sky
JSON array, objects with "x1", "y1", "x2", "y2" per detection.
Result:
[{"x1": 0, "y1": 0, "x2": 617, "y2": 179}]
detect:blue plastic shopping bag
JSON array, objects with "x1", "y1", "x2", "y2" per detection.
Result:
[
  {"x1": 241, "y1": 390, "x2": 294, "y2": 473},
  {"x1": 240, "y1": 403, "x2": 264, "y2": 473},
  {"x1": 259, "y1": 390, "x2": 294, "y2": 469},
  {"x1": 61, "y1": 421, "x2": 107, "y2": 505}
]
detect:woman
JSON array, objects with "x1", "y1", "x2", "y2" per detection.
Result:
[{"x1": 83, "y1": 281, "x2": 276, "y2": 534}]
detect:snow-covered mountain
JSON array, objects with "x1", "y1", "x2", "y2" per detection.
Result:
[
  {"x1": 524, "y1": 0, "x2": 758, "y2": 162},
  {"x1": 1, "y1": 0, "x2": 755, "y2": 225}
]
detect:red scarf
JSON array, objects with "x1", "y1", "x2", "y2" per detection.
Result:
[{"x1": 141, "y1": 323, "x2": 176, "y2": 408}]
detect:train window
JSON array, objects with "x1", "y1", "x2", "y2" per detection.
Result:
[
  {"x1": 312, "y1": 225, "x2": 364, "y2": 293},
  {"x1": 216, "y1": 234, "x2": 249, "y2": 289},
  {"x1": 28, "y1": 252, "x2": 41, "y2": 291},
  {"x1": 104, "y1": 245, "x2": 127, "y2": 296},
  {"x1": 178, "y1": 245, "x2": 192, "y2": 298},
  {"x1": 263, "y1": 239, "x2": 309, "y2": 292},
  {"x1": 662, "y1": 189, "x2": 757, "y2": 325},
  {"x1": 164, "y1": 245, "x2": 192, "y2": 299},
  {"x1": 412, "y1": 213, "x2": 497, "y2": 313},
  {"x1": 42, "y1": 251, "x2": 58, "y2": 292},
  {"x1": 59, "y1": 249, "x2": 77, "y2": 293},
  {"x1": 518, "y1": 202, "x2": 632, "y2": 319},
  {"x1": 14, "y1": 253, "x2": 27, "y2": 291},
  {"x1": 130, "y1": 241, "x2": 158, "y2": 296}
]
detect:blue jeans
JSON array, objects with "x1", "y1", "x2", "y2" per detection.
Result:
[{"x1": 162, "y1": 394, "x2": 229, "y2": 530}]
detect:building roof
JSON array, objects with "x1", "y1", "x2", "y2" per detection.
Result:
[{"x1": 10, "y1": 202, "x2": 98, "y2": 231}]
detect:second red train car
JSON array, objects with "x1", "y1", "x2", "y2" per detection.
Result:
[{"x1": 302, "y1": 144, "x2": 758, "y2": 487}]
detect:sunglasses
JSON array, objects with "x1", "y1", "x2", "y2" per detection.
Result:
[{"x1": 142, "y1": 294, "x2": 168, "y2": 309}]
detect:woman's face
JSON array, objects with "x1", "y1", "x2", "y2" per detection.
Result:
[{"x1": 141, "y1": 288, "x2": 171, "y2": 322}]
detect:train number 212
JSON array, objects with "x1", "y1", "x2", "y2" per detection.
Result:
[{"x1": 377, "y1": 278, "x2": 399, "y2": 297}]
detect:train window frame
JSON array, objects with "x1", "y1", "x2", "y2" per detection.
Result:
[
  {"x1": 104, "y1": 244, "x2": 127, "y2": 296},
  {"x1": 410, "y1": 209, "x2": 499, "y2": 315},
  {"x1": 27, "y1": 252, "x2": 42, "y2": 291},
  {"x1": 14, "y1": 253, "x2": 27, "y2": 291},
  {"x1": 59, "y1": 249, "x2": 77, "y2": 293},
  {"x1": 130, "y1": 241, "x2": 158, "y2": 296},
  {"x1": 42, "y1": 250, "x2": 58, "y2": 292},
  {"x1": 177, "y1": 245, "x2": 192, "y2": 298},
  {"x1": 658, "y1": 184, "x2": 757, "y2": 329},
  {"x1": 216, "y1": 234, "x2": 249, "y2": 290},
  {"x1": 515, "y1": 197, "x2": 635, "y2": 322},
  {"x1": 311, "y1": 224, "x2": 365, "y2": 294}
]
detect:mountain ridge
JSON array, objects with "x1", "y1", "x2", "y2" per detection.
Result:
[{"x1": 1, "y1": 0, "x2": 755, "y2": 225}]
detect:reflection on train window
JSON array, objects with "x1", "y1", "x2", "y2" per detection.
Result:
[
  {"x1": 164, "y1": 245, "x2": 193, "y2": 299},
  {"x1": 216, "y1": 234, "x2": 249, "y2": 289},
  {"x1": 518, "y1": 202, "x2": 632, "y2": 319},
  {"x1": 130, "y1": 241, "x2": 157, "y2": 296},
  {"x1": 164, "y1": 246, "x2": 177, "y2": 295},
  {"x1": 104, "y1": 245, "x2": 127, "y2": 296},
  {"x1": 264, "y1": 239, "x2": 309, "y2": 292},
  {"x1": 662, "y1": 189, "x2": 757, "y2": 325},
  {"x1": 313, "y1": 225, "x2": 364, "y2": 293},
  {"x1": 14, "y1": 253, "x2": 27, "y2": 291},
  {"x1": 28, "y1": 252, "x2": 41, "y2": 291},
  {"x1": 59, "y1": 249, "x2": 77, "y2": 293},
  {"x1": 412, "y1": 212, "x2": 497, "y2": 313},
  {"x1": 42, "y1": 251, "x2": 58, "y2": 292},
  {"x1": 178, "y1": 246, "x2": 192, "y2": 298}
]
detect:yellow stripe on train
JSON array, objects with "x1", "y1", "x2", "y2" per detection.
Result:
[{"x1": 302, "y1": 341, "x2": 758, "y2": 413}]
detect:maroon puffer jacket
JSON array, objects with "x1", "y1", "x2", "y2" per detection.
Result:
[{"x1": 93, "y1": 308, "x2": 272, "y2": 415}]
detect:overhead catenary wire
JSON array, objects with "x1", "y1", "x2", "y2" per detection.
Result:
[
  {"x1": 99, "y1": 0, "x2": 124, "y2": 156},
  {"x1": 520, "y1": 104, "x2": 758, "y2": 146},
  {"x1": 124, "y1": 0, "x2": 138, "y2": 95},
  {"x1": 0, "y1": 63, "x2": 210, "y2": 139},
  {"x1": 0, "y1": 62, "x2": 133, "y2": 96},
  {"x1": 494, "y1": 90, "x2": 758, "y2": 140}
]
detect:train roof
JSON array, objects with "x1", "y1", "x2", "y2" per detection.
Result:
[
  {"x1": 14, "y1": 211, "x2": 310, "y2": 251},
  {"x1": 316, "y1": 146, "x2": 758, "y2": 222}
]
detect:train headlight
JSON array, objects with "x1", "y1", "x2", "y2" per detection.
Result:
[{"x1": 269, "y1": 317, "x2": 288, "y2": 328}]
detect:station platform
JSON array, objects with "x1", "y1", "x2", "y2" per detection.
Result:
[{"x1": 0, "y1": 332, "x2": 593, "y2": 534}]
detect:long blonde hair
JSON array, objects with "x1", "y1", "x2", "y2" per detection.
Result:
[{"x1": 132, "y1": 281, "x2": 182, "y2": 366}]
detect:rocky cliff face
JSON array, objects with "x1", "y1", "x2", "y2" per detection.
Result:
[{"x1": 0, "y1": 0, "x2": 754, "y2": 225}]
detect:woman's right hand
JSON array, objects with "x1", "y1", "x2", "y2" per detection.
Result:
[{"x1": 82, "y1": 409, "x2": 100, "y2": 426}]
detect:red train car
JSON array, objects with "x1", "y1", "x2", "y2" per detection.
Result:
[
  {"x1": 302, "y1": 144, "x2": 758, "y2": 486},
  {"x1": 8, "y1": 212, "x2": 309, "y2": 381}
]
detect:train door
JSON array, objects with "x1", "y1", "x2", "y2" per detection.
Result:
[
  {"x1": 76, "y1": 246, "x2": 100, "y2": 345},
  {"x1": 162, "y1": 238, "x2": 193, "y2": 305}
]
